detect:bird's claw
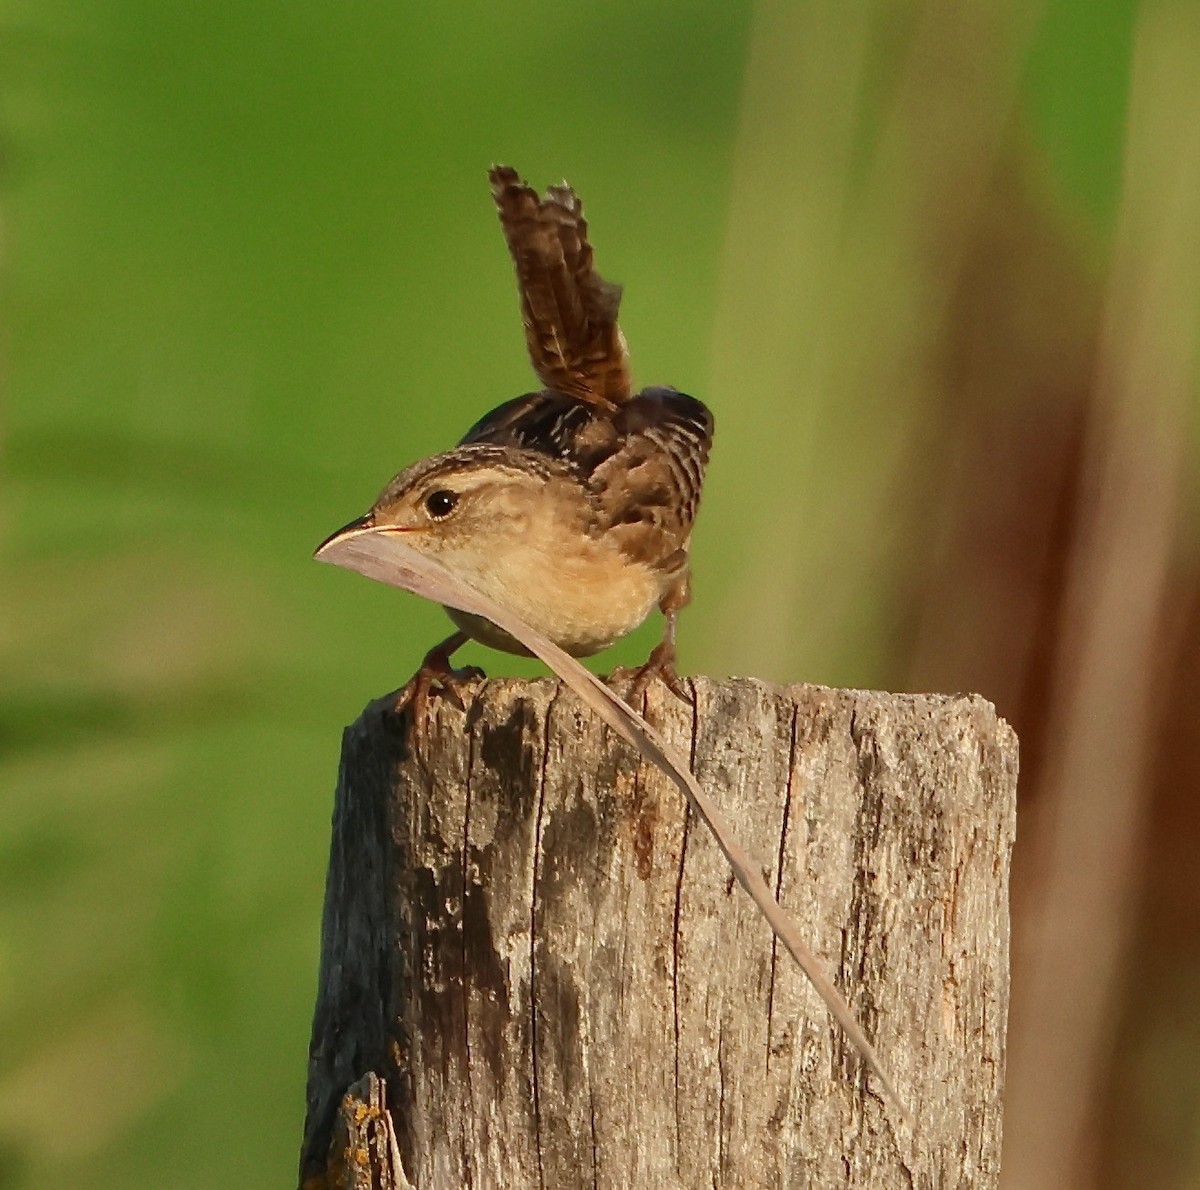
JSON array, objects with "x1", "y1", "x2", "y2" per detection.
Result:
[
  {"x1": 390, "y1": 633, "x2": 484, "y2": 745},
  {"x1": 608, "y1": 640, "x2": 693, "y2": 708}
]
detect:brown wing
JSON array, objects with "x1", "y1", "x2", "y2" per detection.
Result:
[
  {"x1": 459, "y1": 389, "x2": 620, "y2": 469},
  {"x1": 489, "y1": 165, "x2": 632, "y2": 408},
  {"x1": 464, "y1": 384, "x2": 713, "y2": 574},
  {"x1": 589, "y1": 388, "x2": 713, "y2": 571}
]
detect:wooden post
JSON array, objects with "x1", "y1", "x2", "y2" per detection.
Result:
[{"x1": 299, "y1": 677, "x2": 1017, "y2": 1188}]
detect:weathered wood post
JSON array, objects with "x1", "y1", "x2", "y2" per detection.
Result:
[{"x1": 299, "y1": 677, "x2": 1016, "y2": 1188}]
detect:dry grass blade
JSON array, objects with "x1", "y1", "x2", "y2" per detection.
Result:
[{"x1": 315, "y1": 527, "x2": 910, "y2": 1121}]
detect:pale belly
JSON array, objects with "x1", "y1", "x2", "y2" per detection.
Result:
[{"x1": 443, "y1": 546, "x2": 668, "y2": 658}]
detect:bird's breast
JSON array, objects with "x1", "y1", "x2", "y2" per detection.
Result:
[{"x1": 442, "y1": 532, "x2": 669, "y2": 657}]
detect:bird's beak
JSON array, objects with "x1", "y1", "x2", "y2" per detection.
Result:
[{"x1": 314, "y1": 513, "x2": 376, "y2": 559}]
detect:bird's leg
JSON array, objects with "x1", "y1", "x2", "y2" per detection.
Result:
[
  {"x1": 392, "y1": 631, "x2": 485, "y2": 735},
  {"x1": 624, "y1": 610, "x2": 692, "y2": 706},
  {"x1": 614, "y1": 577, "x2": 694, "y2": 706}
]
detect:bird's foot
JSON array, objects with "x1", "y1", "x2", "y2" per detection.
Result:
[
  {"x1": 391, "y1": 633, "x2": 484, "y2": 744},
  {"x1": 608, "y1": 639, "x2": 692, "y2": 709}
]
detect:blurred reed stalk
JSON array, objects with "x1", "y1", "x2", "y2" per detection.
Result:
[
  {"x1": 1002, "y1": 5, "x2": 1200, "y2": 1186},
  {"x1": 704, "y1": 0, "x2": 1036, "y2": 682}
]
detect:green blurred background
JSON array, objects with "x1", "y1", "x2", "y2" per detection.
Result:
[{"x1": 3, "y1": 1, "x2": 1198, "y2": 1186}]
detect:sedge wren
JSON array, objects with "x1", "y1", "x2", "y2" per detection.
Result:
[{"x1": 320, "y1": 165, "x2": 713, "y2": 717}]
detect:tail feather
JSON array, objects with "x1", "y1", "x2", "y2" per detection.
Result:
[{"x1": 489, "y1": 165, "x2": 632, "y2": 407}]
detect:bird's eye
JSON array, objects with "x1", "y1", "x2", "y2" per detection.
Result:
[{"x1": 424, "y1": 489, "x2": 459, "y2": 519}]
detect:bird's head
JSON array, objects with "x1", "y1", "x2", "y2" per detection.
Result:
[{"x1": 318, "y1": 444, "x2": 578, "y2": 570}]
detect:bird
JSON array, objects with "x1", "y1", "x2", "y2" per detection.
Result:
[{"x1": 319, "y1": 165, "x2": 714, "y2": 725}]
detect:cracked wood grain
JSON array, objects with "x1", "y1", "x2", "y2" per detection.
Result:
[{"x1": 300, "y1": 677, "x2": 1016, "y2": 1189}]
